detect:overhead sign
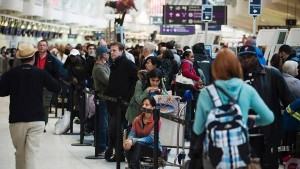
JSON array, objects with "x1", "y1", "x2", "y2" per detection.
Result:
[
  {"x1": 249, "y1": 0, "x2": 262, "y2": 16},
  {"x1": 160, "y1": 25, "x2": 195, "y2": 35},
  {"x1": 201, "y1": 5, "x2": 213, "y2": 22},
  {"x1": 163, "y1": 5, "x2": 227, "y2": 26},
  {"x1": 201, "y1": 25, "x2": 222, "y2": 31},
  {"x1": 151, "y1": 16, "x2": 163, "y2": 25}
]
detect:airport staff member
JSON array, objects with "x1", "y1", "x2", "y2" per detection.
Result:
[{"x1": 0, "y1": 42, "x2": 60, "y2": 169}]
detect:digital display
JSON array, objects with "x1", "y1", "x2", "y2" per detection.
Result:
[
  {"x1": 277, "y1": 32, "x2": 286, "y2": 44},
  {"x1": 205, "y1": 45, "x2": 212, "y2": 57},
  {"x1": 160, "y1": 25, "x2": 195, "y2": 35},
  {"x1": 163, "y1": 5, "x2": 227, "y2": 27}
]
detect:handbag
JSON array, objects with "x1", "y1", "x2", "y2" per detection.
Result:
[
  {"x1": 54, "y1": 111, "x2": 71, "y2": 134},
  {"x1": 175, "y1": 73, "x2": 194, "y2": 85}
]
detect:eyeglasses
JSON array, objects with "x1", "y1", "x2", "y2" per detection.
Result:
[{"x1": 88, "y1": 48, "x2": 95, "y2": 50}]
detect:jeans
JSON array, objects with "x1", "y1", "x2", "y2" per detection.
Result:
[
  {"x1": 97, "y1": 99, "x2": 109, "y2": 151},
  {"x1": 125, "y1": 142, "x2": 161, "y2": 169}
]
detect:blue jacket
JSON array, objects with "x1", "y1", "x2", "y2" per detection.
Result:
[
  {"x1": 255, "y1": 47, "x2": 267, "y2": 66},
  {"x1": 193, "y1": 78, "x2": 274, "y2": 135}
]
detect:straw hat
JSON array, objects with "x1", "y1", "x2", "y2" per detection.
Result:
[{"x1": 16, "y1": 42, "x2": 36, "y2": 59}]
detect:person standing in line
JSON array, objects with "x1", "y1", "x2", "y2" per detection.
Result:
[
  {"x1": 104, "y1": 42, "x2": 138, "y2": 162},
  {"x1": 33, "y1": 40, "x2": 64, "y2": 128},
  {"x1": 98, "y1": 39, "x2": 107, "y2": 47},
  {"x1": 279, "y1": 44, "x2": 300, "y2": 80},
  {"x1": 84, "y1": 44, "x2": 96, "y2": 90},
  {"x1": 238, "y1": 45, "x2": 294, "y2": 169},
  {"x1": 92, "y1": 46, "x2": 111, "y2": 154},
  {"x1": 282, "y1": 60, "x2": 300, "y2": 98},
  {"x1": 0, "y1": 42, "x2": 60, "y2": 169},
  {"x1": 191, "y1": 48, "x2": 274, "y2": 168}
]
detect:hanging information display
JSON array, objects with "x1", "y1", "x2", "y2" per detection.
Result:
[
  {"x1": 160, "y1": 25, "x2": 195, "y2": 35},
  {"x1": 163, "y1": 5, "x2": 227, "y2": 27}
]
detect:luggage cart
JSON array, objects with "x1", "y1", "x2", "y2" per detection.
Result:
[{"x1": 140, "y1": 91, "x2": 192, "y2": 169}]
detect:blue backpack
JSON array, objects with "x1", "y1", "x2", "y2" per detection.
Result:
[
  {"x1": 205, "y1": 85, "x2": 249, "y2": 168},
  {"x1": 282, "y1": 98, "x2": 300, "y2": 131}
]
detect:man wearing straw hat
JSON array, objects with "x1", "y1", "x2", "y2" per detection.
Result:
[{"x1": 0, "y1": 42, "x2": 60, "y2": 169}]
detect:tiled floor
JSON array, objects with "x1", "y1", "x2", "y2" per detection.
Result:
[{"x1": 0, "y1": 96, "x2": 187, "y2": 169}]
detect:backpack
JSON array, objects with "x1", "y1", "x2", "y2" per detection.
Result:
[
  {"x1": 194, "y1": 53, "x2": 213, "y2": 85},
  {"x1": 205, "y1": 84, "x2": 249, "y2": 169}
]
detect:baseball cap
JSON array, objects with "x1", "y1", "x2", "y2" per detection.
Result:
[
  {"x1": 69, "y1": 49, "x2": 80, "y2": 56},
  {"x1": 238, "y1": 45, "x2": 256, "y2": 56},
  {"x1": 96, "y1": 46, "x2": 110, "y2": 55}
]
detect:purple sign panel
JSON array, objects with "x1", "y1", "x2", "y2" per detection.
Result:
[
  {"x1": 160, "y1": 25, "x2": 195, "y2": 35},
  {"x1": 163, "y1": 5, "x2": 227, "y2": 27}
]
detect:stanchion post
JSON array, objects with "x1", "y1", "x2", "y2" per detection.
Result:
[
  {"x1": 94, "y1": 92, "x2": 99, "y2": 157},
  {"x1": 85, "y1": 91, "x2": 105, "y2": 159},
  {"x1": 116, "y1": 97, "x2": 122, "y2": 169},
  {"x1": 55, "y1": 94, "x2": 58, "y2": 117},
  {"x1": 71, "y1": 88, "x2": 92, "y2": 146},
  {"x1": 79, "y1": 90, "x2": 85, "y2": 144},
  {"x1": 153, "y1": 108, "x2": 160, "y2": 169},
  {"x1": 61, "y1": 82, "x2": 65, "y2": 116},
  {"x1": 69, "y1": 86, "x2": 74, "y2": 134}
]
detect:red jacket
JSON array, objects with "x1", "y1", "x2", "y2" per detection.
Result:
[{"x1": 181, "y1": 59, "x2": 200, "y2": 89}]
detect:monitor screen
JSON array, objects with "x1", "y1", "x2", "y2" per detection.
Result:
[
  {"x1": 205, "y1": 45, "x2": 212, "y2": 57},
  {"x1": 277, "y1": 32, "x2": 286, "y2": 44}
]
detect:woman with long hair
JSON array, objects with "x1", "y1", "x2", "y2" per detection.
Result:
[
  {"x1": 126, "y1": 69, "x2": 167, "y2": 124},
  {"x1": 124, "y1": 96, "x2": 162, "y2": 169},
  {"x1": 192, "y1": 48, "x2": 274, "y2": 168}
]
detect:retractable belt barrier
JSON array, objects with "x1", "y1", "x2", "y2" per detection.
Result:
[
  {"x1": 59, "y1": 80, "x2": 190, "y2": 168},
  {"x1": 83, "y1": 90, "x2": 188, "y2": 169}
]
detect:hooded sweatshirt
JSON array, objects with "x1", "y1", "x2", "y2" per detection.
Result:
[{"x1": 193, "y1": 78, "x2": 274, "y2": 135}]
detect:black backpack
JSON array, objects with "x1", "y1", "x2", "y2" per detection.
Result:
[{"x1": 205, "y1": 84, "x2": 249, "y2": 168}]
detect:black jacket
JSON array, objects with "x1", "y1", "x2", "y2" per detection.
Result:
[
  {"x1": 105, "y1": 55, "x2": 138, "y2": 116},
  {"x1": 105, "y1": 55, "x2": 138, "y2": 102},
  {"x1": 34, "y1": 51, "x2": 65, "y2": 80},
  {"x1": 193, "y1": 52, "x2": 213, "y2": 85},
  {"x1": 84, "y1": 54, "x2": 95, "y2": 89},
  {"x1": 244, "y1": 64, "x2": 294, "y2": 141},
  {"x1": 0, "y1": 64, "x2": 60, "y2": 123}
]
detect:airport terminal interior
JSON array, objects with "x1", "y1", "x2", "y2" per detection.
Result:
[{"x1": 0, "y1": 0, "x2": 300, "y2": 169}]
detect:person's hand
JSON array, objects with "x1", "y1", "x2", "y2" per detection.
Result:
[
  {"x1": 198, "y1": 79, "x2": 204, "y2": 85},
  {"x1": 123, "y1": 139, "x2": 133, "y2": 150},
  {"x1": 248, "y1": 115, "x2": 257, "y2": 120},
  {"x1": 198, "y1": 84, "x2": 205, "y2": 89},
  {"x1": 146, "y1": 86, "x2": 159, "y2": 93}
]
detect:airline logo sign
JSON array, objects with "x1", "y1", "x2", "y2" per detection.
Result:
[
  {"x1": 249, "y1": 0, "x2": 262, "y2": 16},
  {"x1": 202, "y1": 5, "x2": 213, "y2": 22}
]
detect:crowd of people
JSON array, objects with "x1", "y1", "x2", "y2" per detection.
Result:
[{"x1": 0, "y1": 37, "x2": 299, "y2": 169}]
